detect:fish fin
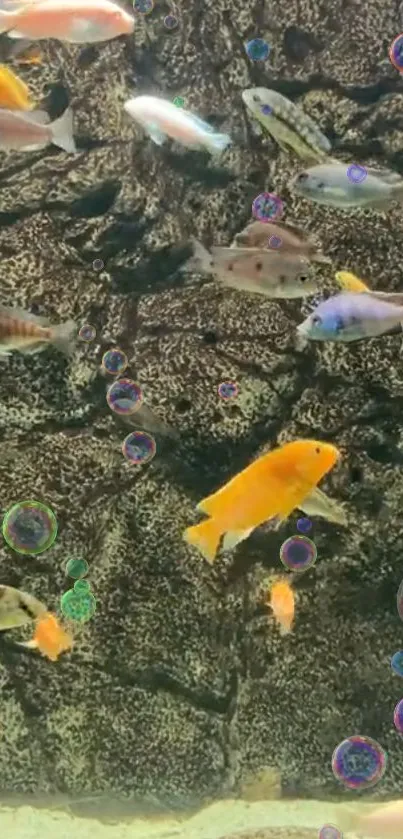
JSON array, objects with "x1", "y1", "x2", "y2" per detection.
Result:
[
  {"x1": 23, "y1": 110, "x2": 50, "y2": 124},
  {"x1": 16, "y1": 639, "x2": 38, "y2": 650},
  {"x1": 271, "y1": 516, "x2": 284, "y2": 531},
  {"x1": 0, "y1": 7, "x2": 16, "y2": 33},
  {"x1": 22, "y1": 341, "x2": 48, "y2": 354},
  {"x1": 299, "y1": 487, "x2": 348, "y2": 526},
  {"x1": 368, "y1": 291, "x2": 403, "y2": 306},
  {"x1": 205, "y1": 132, "x2": 231, "y2": 155},
  {"x1": 186, "y1": 238, "x2": 213, "y2": 274},
  {"x1": 50, "y1": 107, "x2": 76, "y2": 153},
  {"x1": 50, "y1": 319, "x2": 77, "y2": 358},
  {"x1": 183, "y1": 517, "x2": 222, "y2": 563},
  {"x1": 0, "y1": 304, "x2": 49, "y2": 324},
  {"x1": 146, "y1": 123, "x2": 167, "y2": 146},
  {"x1": 6, "y1": 29, "x2": 26, "y2": 38},
  {"x1": 312, "y1": 252, "x2": 332, "y2": 265},
  {"x1": 222, "y1": 528, "x2": 253, "y2": 552}
]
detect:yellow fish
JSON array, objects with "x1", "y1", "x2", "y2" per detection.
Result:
[
  {"x1": 183, "y1": 439, "x2": 340, "y2": 563},
  {"x1": 0, "y1": 64, "x2": 33, "y2": 110},
  {"x1": 335, "y1": 271, "x2": 370, "y2": 293}
]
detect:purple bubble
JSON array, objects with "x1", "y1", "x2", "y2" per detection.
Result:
[
  {"x1": 252, "y1": 192, "x2": 283, "y2": 223},
  {"x1": 331, "y1": 735, "x2": 387, "y2": 790},
  {"x1": 106, "y1": 378, "x2": 142, "y2": 415},
  {"x1": 394, "y1": 698, "x2": 403, "y2": 733},
  {"x1": 122, "y1": 431, "x2": 156, "y2": 464},
  {"x1": 280, "y1": 535, "x2": 317, "y2": 572},
  {"x1": 218, "y1": 380, "x2": 238, "y2": 400}
]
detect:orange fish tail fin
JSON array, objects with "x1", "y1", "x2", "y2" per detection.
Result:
[
  {"x1": 51, "y1": 319, "x2": 77, "y2": 357},
  {"x1": 0, "y1": 9, "x2": 16, "y2": 35},
  {"x1": 279, "y1": 620, "x2": 293, "y2": 636},
  {"x1": 183, "y1": 517, "x2": 222, "y2": 563}
]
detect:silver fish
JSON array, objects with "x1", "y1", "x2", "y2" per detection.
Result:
[
  {"x1": 297, "y1": 292, "x2": 403, "y2": 343},
  {"x1": 0, "y1": 584, "x2": 47, "y2": 630},
  {"x1": 242, "y1": 87, "x2": 332, "y2": 163},
  {"x1": 290, "y1": 162, "x2": 403, "y2": 210},
  {"x1": 232, "y1": 220, "x2": 331, "y2": 265},
  {"x1": 0, "y1": 106, "x2": 75, "y2": 152},
  {"x1": 188, "y1": 239, "x2": 318, "y2": 299}
]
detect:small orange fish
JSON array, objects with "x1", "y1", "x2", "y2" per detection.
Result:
[
  {"x1": 183, "y1": 439, "x2": 340, "y2": 563},
  {"x1": 0, "y1": 64, "x2": 33, "y2": 109},
  {"x1": 15, "y1": 48, "x2": 43, "y2": 66},
  {"x1": 20, "y1": 612, "x2": 73, "y2": 661},
  {"x1": 270, "y1": 579, "x2": 295, "y2": 635},
  {"x1": 0, "y1": 304, "x2": 77, "y2": 357}
]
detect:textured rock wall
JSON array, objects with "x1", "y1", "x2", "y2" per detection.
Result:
[{"x1": 0, "y1": 0, "x2": 402, "y2": 819}]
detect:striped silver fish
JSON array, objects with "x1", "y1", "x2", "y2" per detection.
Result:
[{"x1": 242, "y1": 87, "x2": 332, "y2": 164}]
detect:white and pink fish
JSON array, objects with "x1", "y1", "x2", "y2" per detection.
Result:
[
  {"x1": 0, "y1": 0, "x2": 134, "y2": 43},
  {"x1": 123, "y1": 95, "x2": 232, "y2": 154},
  {"x1": 0, "y1": 106, "x2": 75, "y2": 151}
]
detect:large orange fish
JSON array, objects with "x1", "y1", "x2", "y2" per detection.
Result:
[
  {"x1": 183, "y1": 439, "x2": 340, "y2": 563},
  {"x1": 19, "y1": 612, "x2": 73, "y2": 661},
  {"x1": 0, "y1": 0, "x2": 135, "y2": 43},
  {"x1": 0, "y1": 64, "x2": 33, "y2": 109}
]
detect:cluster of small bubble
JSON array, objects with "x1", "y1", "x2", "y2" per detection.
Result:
[
  {"x1": 393, "y1": 581, "x2": 403, "y2": 735},
  {"x1": 62, "y1": 557, "x2": 96, "y2": 623},
  {"x1": 326, "y1": 534, "x2": 403, "y2": 804},
  {"x1": 279, "y1": 516, "x2": 317, "y2": 574},
  {"x1": 217, "y1": 380, "x2": 239, "y2": 400},
  {"x1": 132, "y1": 0, "x2": 179, "y2": 29},
  {"x1": 105, "y1": 376, "x2": 156, "y2": 465}
]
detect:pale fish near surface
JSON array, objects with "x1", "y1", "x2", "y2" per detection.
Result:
[
  {"x1": 297, "y1": 292, "x2": 403, "y2": 343},
  {"x1": 0, "y1": 0, "x2": 135, "y2": 43},
  {"x1": 242, "y1": 87, "x2": 332, "y2": 163},
  {"x1": 0, "y1": 106, "x2": 75, "y2": 151},
  {"x1": 187, "y1": 239, "x2": 319, "y2": 299},
  {"x1": 290, "y1": 162, "x2": 403, "y2": 210},
  {"x1": 124, "y1": 95, "x2": 232, "y2": 154}
]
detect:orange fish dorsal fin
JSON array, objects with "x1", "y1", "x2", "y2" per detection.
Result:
[{"x1": 33, "y1": 612, "x2": 73, "y2": 662}]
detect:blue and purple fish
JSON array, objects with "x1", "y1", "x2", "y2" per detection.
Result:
[{"x1": 297, "y1": 292, "x2": 403, "y2": 343}]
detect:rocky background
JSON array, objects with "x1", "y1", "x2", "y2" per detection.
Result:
[{"x1": 0, "y1": 0, "x2": 403, "y2": 823}]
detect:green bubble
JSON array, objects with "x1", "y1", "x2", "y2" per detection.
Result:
[
  {"x1": 65, "y1": 558, "x2": 89, "y2": 580},
  {"x1": 2, "y1": 500, "x2": 57, "y2": 556},
  {"x1": 74, "y1": 579, "x2": 90, "y2": 594},
  {"x1": 60, "y1": 588, "x2": 97, "y2": 623}
]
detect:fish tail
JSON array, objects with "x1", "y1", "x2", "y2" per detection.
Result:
[
  {"x1": 187, "y1": 238, "x2": 213, "y2": 274},
  {"x1": 183, "y1": 517, "x2": 222, "y2": 563},
  {"x1": 207, "y1": 132, "x2": 232, "y2": 154},
  {"x1": 312, "y1": 253, "x2": 332, "y2": 265},
  {"x1": 50, "y1": 107, "x2": 76, "y2": 153},
  {"x1": 51, "y1": 319, "x2": 77, "y2": 357},
  {"x1": 0, "y1": 8, "x2": 16, "y2": 34}
]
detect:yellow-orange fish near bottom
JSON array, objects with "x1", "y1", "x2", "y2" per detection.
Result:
[
  {"x1": 183, "y1": 439, "x2": 340, "y2": 563},
  {"x1": 20, "y1": 612, "x2": 73, "y2": 661},
  {"x1": 270, "y1": 579, "x2": 295, "y2": 636}
]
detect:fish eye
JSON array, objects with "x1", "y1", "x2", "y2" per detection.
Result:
[
  {"x1": 297, "y1": 172, "x2": 309, "y2": 182},
  {"x1": 315, "y1": 447, "x2": 320, "y2": 454},
  {"x1": 252, "y1": 95, "x2": 261, "y2": 103},
  {"x1": 312, "y1": 315, "x2": 322, "y2": 325},
  {"x1": 227, "y1": 263, "x2": 234, "y2": 271},
  {"x1": 255, "y1": 261, "x2": 263, "y2": 271},
  {"x1": 300, "y1": 275, "x2": 308, "y2": 283}
]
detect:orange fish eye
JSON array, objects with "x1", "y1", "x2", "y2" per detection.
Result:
[{"x1": 315, "y1": 446, "x2": 320, "y2": 454}]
